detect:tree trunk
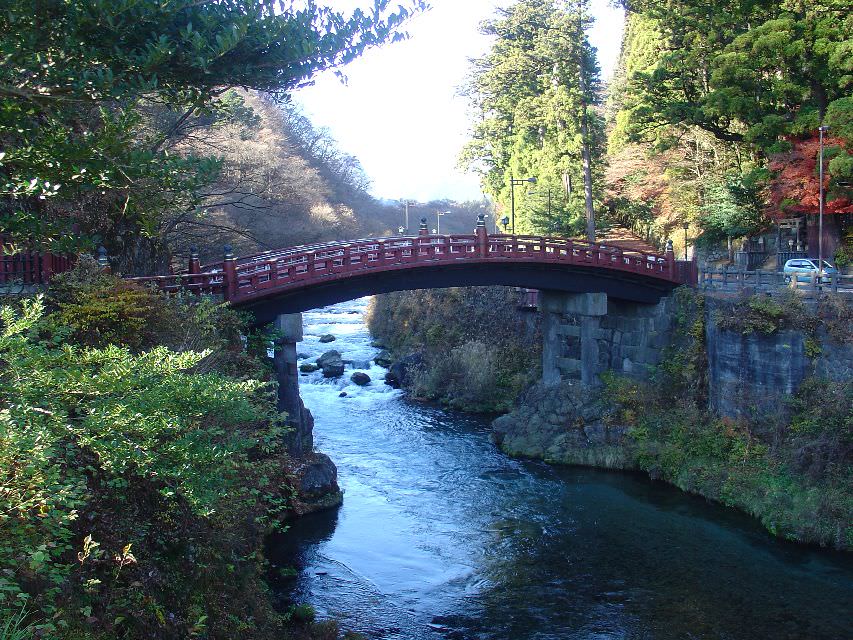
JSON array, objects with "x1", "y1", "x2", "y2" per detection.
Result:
[{"x1": 579, "y1": 71, "x2": 595, "y2": 242}]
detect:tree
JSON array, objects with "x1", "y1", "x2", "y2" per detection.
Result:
[
  {"x1": 460, "y1": 0, "x2": 604, "y2": 238},
  {"x1": 0, "y1": 0, "x2": 425, "y2": 267},
  {"x1": 617, "y1": 0, "x2": 852, "y2": 150},
  {"x1": 698, "y1": 169, "x2": 771, "y2": 254}
]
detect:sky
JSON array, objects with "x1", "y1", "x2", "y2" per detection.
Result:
[{"x1": 293, "y1": 1, "x2": 625, "y2": 203}]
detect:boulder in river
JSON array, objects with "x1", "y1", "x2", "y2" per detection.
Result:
[
  {"x1": 370, "y1": 339, "x2": 388, "y2": 349},
  {"x1": 350, "y1": 372, "x2": 371, "y2": 386},
  {"x1": 319, "y1": 334, "x2": 336, "y2": 344},
  {"x1": 291, "y1": 452, "x2": 343, "y2": 515},
  {"x1": 385, "y1": 353, "x2": 423, "y2": 388},
  {"x1": 374, "y1": 350, "x2": 394, "y2": 368},
  {"x1": 299, "y1": 363, "x2": 320, "y2": 373},
  {"x1": 317, "y1": 350, "x2": 345, "y2": 378}
]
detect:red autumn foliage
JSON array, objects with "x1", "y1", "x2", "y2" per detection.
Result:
[{"x1": 767, "y1": 135, "x2": 853, "y2": 220}]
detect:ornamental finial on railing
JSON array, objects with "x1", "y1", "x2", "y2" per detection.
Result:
[
  {"x1": 419, "y1": 218, "x2": 429, "y2": 237},
  {"x1": 476, "y1": 213, "x2": 486, "y2": 228},
  {"x1": 223, "y1": 244, "x2": 238, "y2": 301},
  {"x1": 97, "y1": 246, "x2": 110, "y2": 273},
  {"x1": 188, "y1": 246, "x2": 201, "y2": 275}
]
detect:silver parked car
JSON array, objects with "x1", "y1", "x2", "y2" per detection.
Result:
[{"x1": 782, "y1": 258, "x2": 838, "y2": 283}]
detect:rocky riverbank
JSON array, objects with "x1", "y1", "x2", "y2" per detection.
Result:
[
  {"x1": 367, "y1": 287, "x2": 541, "y2": 412},
  {"x1": 372, "y1": 286, "x2": 853, "y2": 550}
]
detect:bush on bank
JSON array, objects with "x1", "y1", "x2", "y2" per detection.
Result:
[
  {"x1": 0, "y1": 263, "x2": 345, "y2": 639},
  {"x1": 367, "y1": 287, "x2": 541, "y2": 413}
]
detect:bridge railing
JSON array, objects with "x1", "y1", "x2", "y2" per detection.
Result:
[
  {"x1": 1, "y1": 235, "x2": 74, "y2": 285},
  {"x1": 126, "y1": 230, "x2": 691, "y2": 304}
]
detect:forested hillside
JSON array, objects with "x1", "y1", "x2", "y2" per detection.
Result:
[{"x1": 161, "y1": 91, "x2": 492, "y2": 266}]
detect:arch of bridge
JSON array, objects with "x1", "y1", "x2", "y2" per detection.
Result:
[{"x1": 131, "y1": 228, "x2": 692, "y2": 325}]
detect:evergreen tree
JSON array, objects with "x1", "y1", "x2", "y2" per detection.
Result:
[{"x1": 461, "y1": 0, "x2": 605, "y2": 237}]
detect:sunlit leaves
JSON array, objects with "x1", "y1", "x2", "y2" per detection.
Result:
[{"x1": 0, "y1": 296, "x2": 271, "y2": 625}]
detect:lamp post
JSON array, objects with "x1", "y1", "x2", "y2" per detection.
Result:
[
  {"x1": 510, "y1": 176, "x2": 536, "y2": 233},
  {"x1": 436, "y1": 210, "x2": 450, "y2": 235},
  {"x1": 682, "y1": 222, "x2": 690, "y2": 261},
  {"x1": 818, "y1": 125, "x2": 829, "y2": 278},
  {"x1": 400, "y1": 199, "x2": 414, "y2": 233}
]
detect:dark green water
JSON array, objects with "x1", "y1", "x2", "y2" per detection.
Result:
[{"x1": 267, "y1": 300, "x2": 853, "y2": 639}]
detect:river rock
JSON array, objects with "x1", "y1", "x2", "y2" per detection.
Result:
[
  {"x1": 385, "y1": 353, "x2": 423, "y2": 388},
  {"x1": 374, "y1": 350, "x2": 394, "y2": 368},
  {"x1": 351, "y1": 372, "x2": 371, "y2": 386},
  {"x1": 317, "y1": 350, "x2": 345, "y2": 378},
  {"x1": 291, "y1": 453, "x2": 343, "y2": 515},
  {"x1": 492, "y1": 381, "x2": 632, "y2": 467},
  {"x1": 319, "y1": 334, "x2": 336, "y2": 344},
  {"x1": 299, "y1": 363, "x2": 320, "y2": 373},
  {"x1": 371, "y1": 339, "x2": 388, "y2": 349}
]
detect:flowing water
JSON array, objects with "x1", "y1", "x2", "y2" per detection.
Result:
[{"x1": 267, "y1": 298, "x2": 853, "y2": 640}]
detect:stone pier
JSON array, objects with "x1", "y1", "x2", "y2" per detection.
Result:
[
  {"x1": 540, "y1": 291, "x2": 675, "y2": 386},
  {"x1": 272, "y1": 313, "x2": 314, "y2": 457}
]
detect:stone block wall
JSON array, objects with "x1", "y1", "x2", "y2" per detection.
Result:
[{"x1": 541, "y1": 291, "x2": 675, "y2": 385}]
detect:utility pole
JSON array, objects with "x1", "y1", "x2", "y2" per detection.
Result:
[{"x1": 818, "y1": 125, "x2": 829, "y2": 277}]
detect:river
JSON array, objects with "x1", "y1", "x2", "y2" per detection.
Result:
[{"x1": 267, "y1": 298, "x2": 853, "y2": 640}]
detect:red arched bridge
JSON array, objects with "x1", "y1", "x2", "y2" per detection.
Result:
[{"x1": 2, "y1": 218, "x2": 696, "y2": 324}]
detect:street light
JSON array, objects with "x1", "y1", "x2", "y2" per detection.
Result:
[
  {"x1": 400, "y1": 199, "x2": 414, "y2": 233},
  {"x1": 682, "y1": 222, "x2": 690, "y2": 261},
  {"x1": 436, "y1": 210, "x2": 450, "y2": 235},
  {"x1": 510, "y1": 176, "x2": 536, "y2": 234},
  {"x1": 818, "y1": 125, "x2": 829, "y2": 278}
]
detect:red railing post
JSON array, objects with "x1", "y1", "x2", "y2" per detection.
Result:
[
  {"x1": 222, "y1": 245, "x2": 238, "y2": 301},
  {"x1": 419, "y1": 218, "x2": 429, "y2": 237},
  {"x1": 475, "y1": 214, "x2": 488, "y2": 259},
  {"x1": 41, "y1": 252, "x2": 55, "y2": 283},
  {"x1": 665, "y1": 239, "x2": 675, "y2": 279},
  {"x1": 188, "y1": 246, "x2": 201, "y2": 275}
]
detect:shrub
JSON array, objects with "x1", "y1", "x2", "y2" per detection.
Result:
[
  {"x1": 0, "y1": 297, "x2": 280, "y2": 635},
  {"x1": 715, "y1": 290, "x2": 806, "y2": 335},
  {"x1": 787, "y1": 378, "x2": 853, "y2": 480}
]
